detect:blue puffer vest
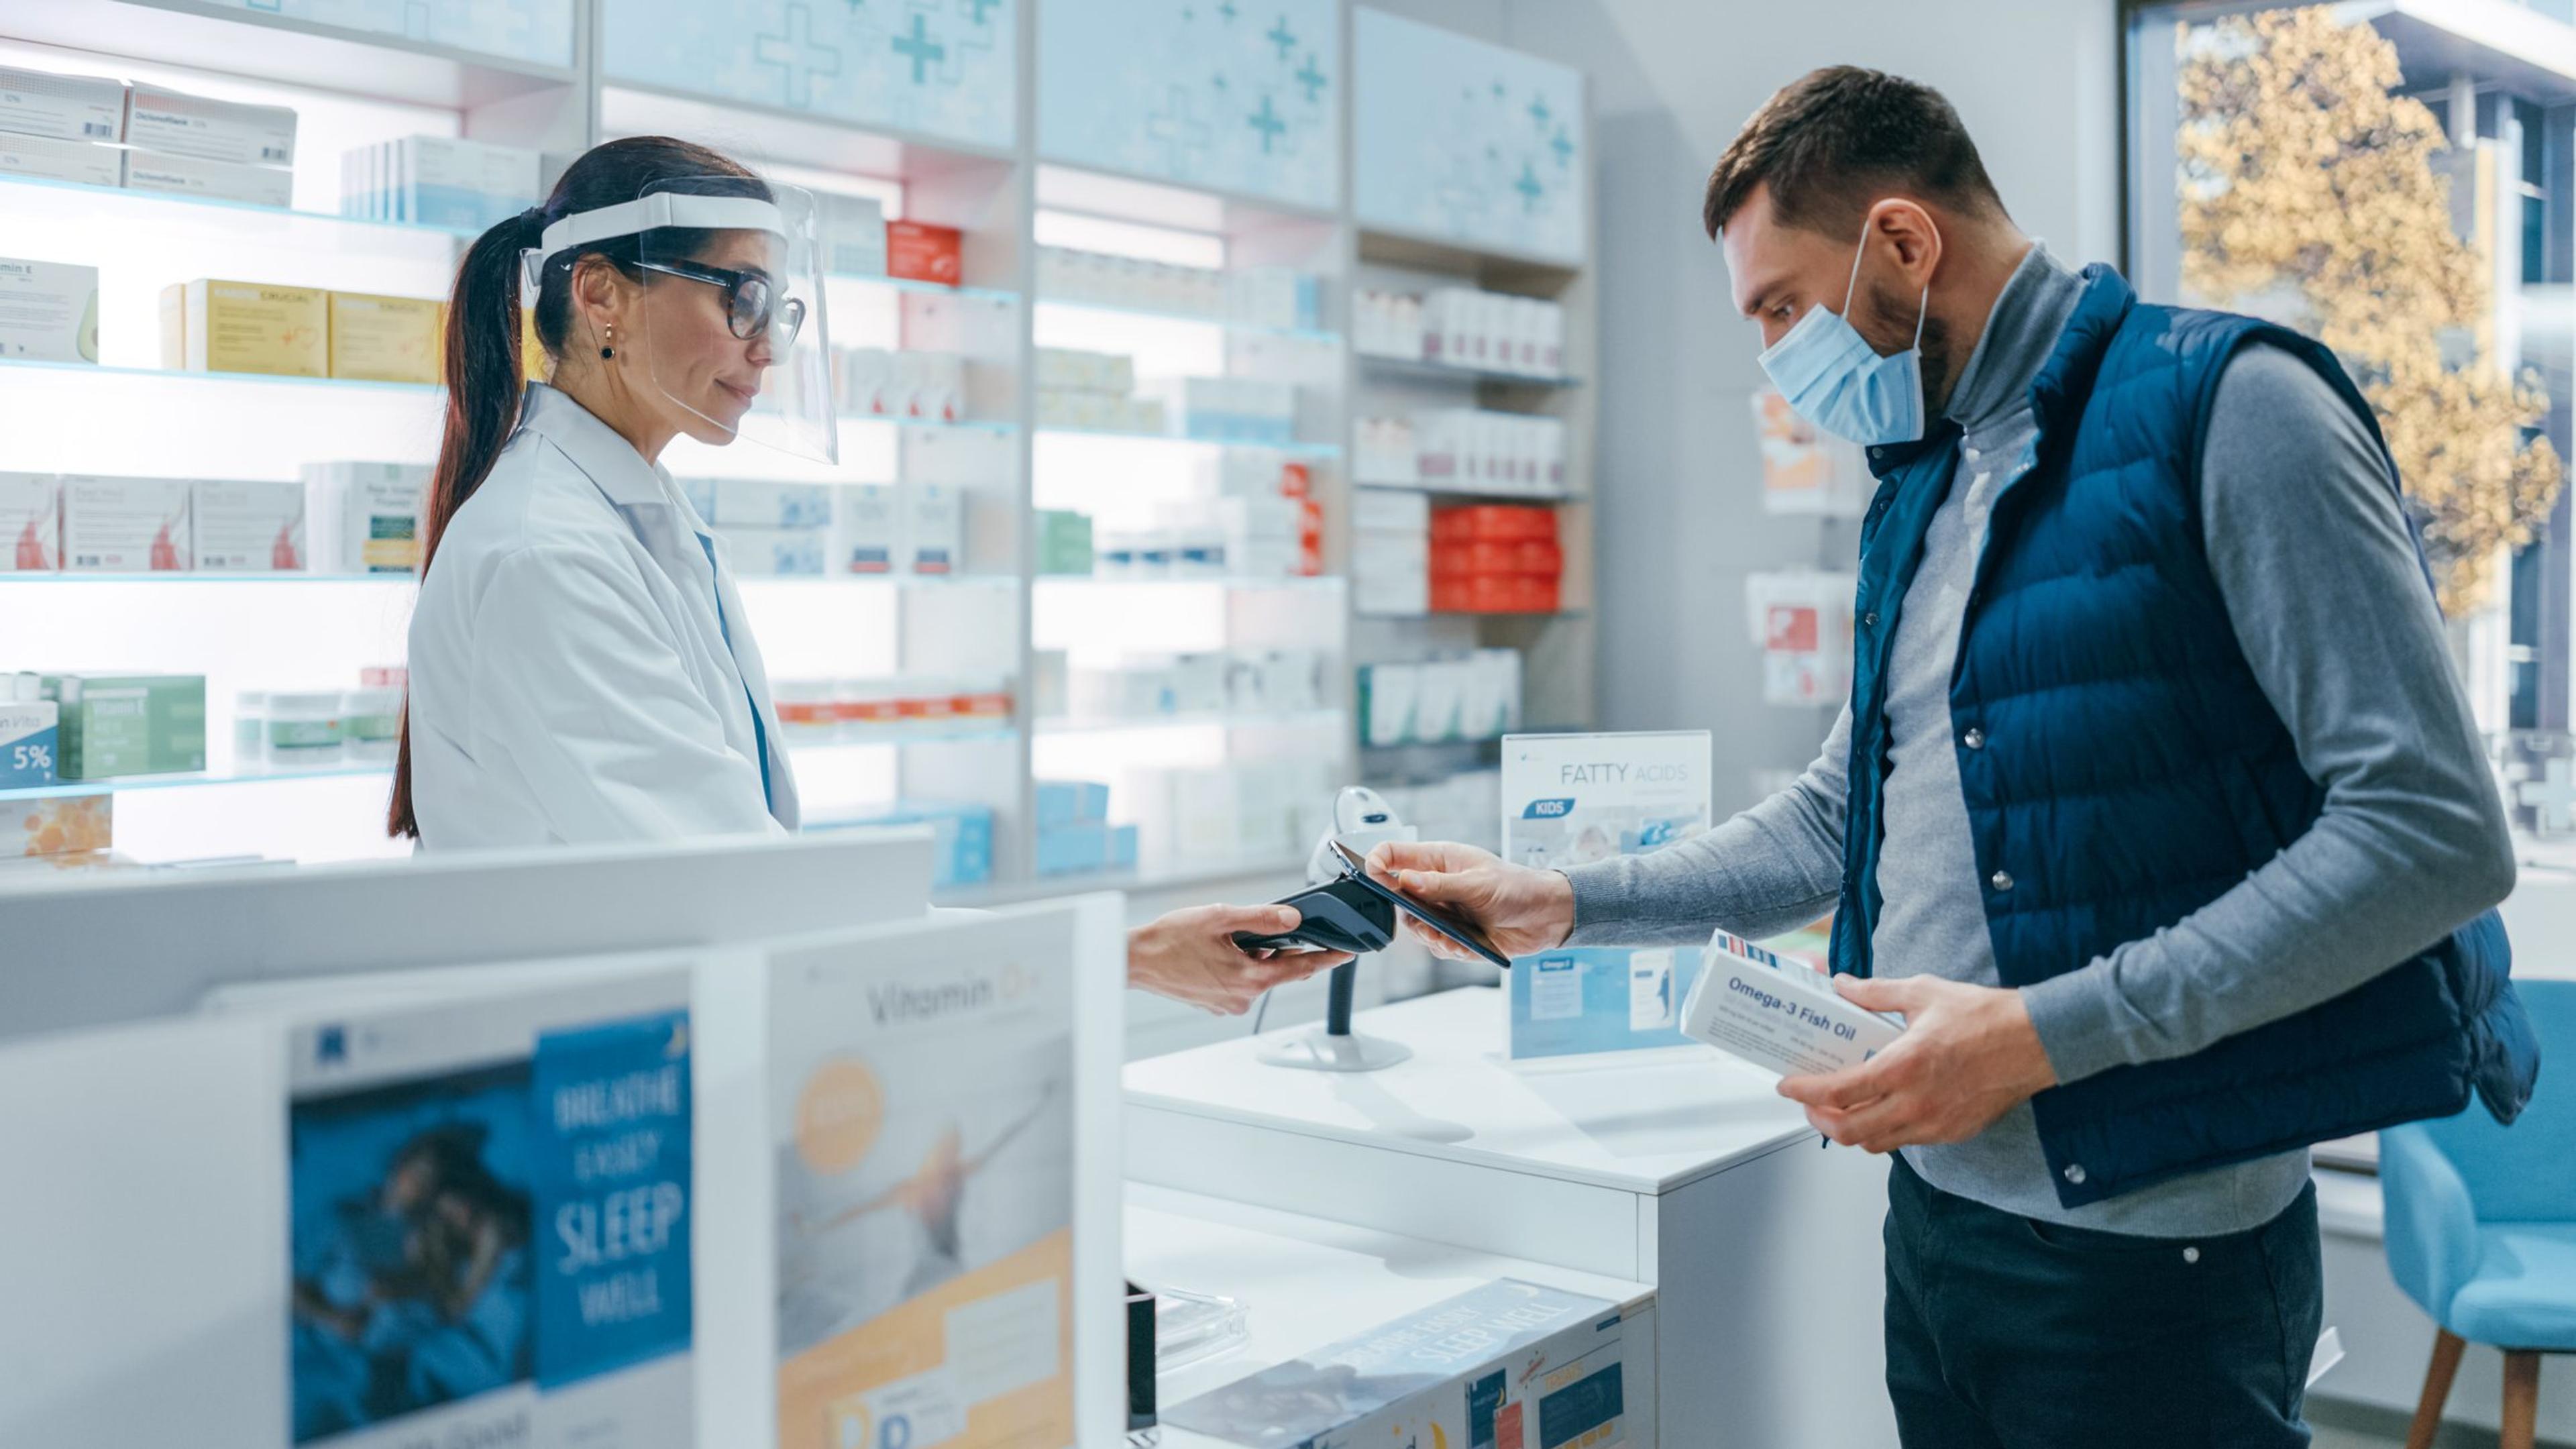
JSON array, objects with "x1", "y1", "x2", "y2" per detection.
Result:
[{"x1": 1834, "y1": 264, "x2": 2540, "y2": 1208}]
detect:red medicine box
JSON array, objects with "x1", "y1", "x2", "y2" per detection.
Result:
[{"x1": 886, "y1": 220, "x2": 963, "y2": 286}]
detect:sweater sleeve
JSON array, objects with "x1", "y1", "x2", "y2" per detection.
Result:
[
  {"x1": 2019, "y1": 343, "x2": 2517, "y2": 1084},
  {"x1": 1560, "y1": 704, "x2": 1851, "y2": 948}
]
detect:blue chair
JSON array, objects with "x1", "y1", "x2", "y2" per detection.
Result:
[{"x1": 2383, "y1": 979, "x2": 2575, "y2": 1449}]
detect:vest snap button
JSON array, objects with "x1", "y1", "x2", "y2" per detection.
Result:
[
  {"x1": 1863, "y1": 611, "x2": 1880, "y2": 628},
  {"x1": 1990, "y1": 870, "x2": 2013, "y2": 891},
  {"x1": 1963, "y1": 728, "x2": 1985, "y2": 750},
  {"x1": 2183, "y1": 1246, "x2": 2200, "y2": 1265},
  {"x1": 2063, "y1": 1163, "x2": 2086, "y2": 1185}
]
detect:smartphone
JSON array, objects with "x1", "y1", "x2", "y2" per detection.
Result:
[{"x1": 1327, "y1": 839, "x2": 1514, "y2": 970}]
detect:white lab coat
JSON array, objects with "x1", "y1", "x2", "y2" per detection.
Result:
[{"x1": 406, "y1": 382, "x2": 800, "y2": 848}]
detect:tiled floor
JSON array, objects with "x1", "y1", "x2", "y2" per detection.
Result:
[{"x1": 2310, "y1": 1426, "x2": 2402, "y2": 1449}]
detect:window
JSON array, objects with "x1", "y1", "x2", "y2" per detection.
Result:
[{"x1": 2123, "y1": 1, "x2": 2576, "y2": 755}]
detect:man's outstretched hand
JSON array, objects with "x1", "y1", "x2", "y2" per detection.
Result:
[{"x1": 1361, "y1": 840, "x2": 1578, "y2": 961}]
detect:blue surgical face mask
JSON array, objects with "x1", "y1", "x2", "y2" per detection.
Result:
[{"x1": 1757, "y1": 214, "x2": 1931, "y2": 447}]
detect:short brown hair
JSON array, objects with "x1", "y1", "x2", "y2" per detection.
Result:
[{"x1": 1703, "y1": 66, "x2": 2006, "y2": 239}]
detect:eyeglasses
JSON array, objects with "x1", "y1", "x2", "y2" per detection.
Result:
[{"x1": 634, "y1": 259, "x2": 807, "y2": 347}]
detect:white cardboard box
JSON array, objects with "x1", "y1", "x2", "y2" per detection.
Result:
[
  {"x1": 0, "y1": 257, "x2": 97, "y2": 364},
  {"x1": 304, "y1": 462, "x2": 426, "y2": 575},
  {"x1": 0, "y1": 64, "x2": 125, "y2": 143},
  {"x1": 122, "y1": 84, "x2": 295, "y2": 166},
  {"x1": 190, "y1": 480, "x2": 307, "y2": 572},
  {"x1": 0, "y1": 473, "x2": 61, "y2": 571},
  {"x1": 120, "y1": 149, "x2": 293, "y2": 208},
  {"x1": 905, "y1": 481, "x2": 963, "y2": 574},
  {"x1": 708, "y1": 478, "x2": 833, "y2": 530},
  {"x1": 720, "y1": 527, "x2": 826, "y2": 577},
  {"x1": 0, "y1": 132, "x2": 121, "y2": 187},
  {"x1": 1680, "y1": 928, "x2": 1902, "y2": 1077},
  {"x1": 60, "y1": 474, "x2": 191, "y2": 573},
  {"x1": 833, "y1": 482, "x2": 901, "y2": 574}
]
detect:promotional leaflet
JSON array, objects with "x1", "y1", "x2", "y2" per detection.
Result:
[
  {"x1": 1163, "y1": 1279, "x2": 1629, "y2": 1449},
  {"x1": 283, "y1": 972, "x2": 694, "y2": 1449},
  {"x1": 1501, "y1": 731, "x2": 1712, "y2": 1061},
  {"x1": 769, "y1": 912, "x2": 1080, "y2": 1449}
]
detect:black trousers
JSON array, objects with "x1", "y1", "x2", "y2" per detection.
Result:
[{"x1": 1882, "y1": 1152, "x2": 2322, "y2": 1448}]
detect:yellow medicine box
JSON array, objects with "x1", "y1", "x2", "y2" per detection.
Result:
[
  {"x1": 160, "y1": 278, "x2": 327, "y2": 377},
  {"x1": 328, "y1": 290, "x2": 443, "y2": 384}
]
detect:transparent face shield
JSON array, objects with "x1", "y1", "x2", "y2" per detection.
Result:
[{"x1": 527, "y1": 176, "x2": 837, "y2": 464}]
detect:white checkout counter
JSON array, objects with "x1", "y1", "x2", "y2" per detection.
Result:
[{"x1": 1124, "y1": 985, "x2": 1896, "y2": 1448}]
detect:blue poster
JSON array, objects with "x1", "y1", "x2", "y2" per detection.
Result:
[
  {"x1": 529, "y1": 1011, "x2": 693, "y2": 1389},
  {"x1": 221, "y1": 0, "x2": 574, "y2": 66},
  {"x1": 1352, "y1": 8, "x2": 1586, "y2": 263},
  {"x1": 604, "y1": 0, "x2": 1018, "y2": 151},
  {"x1": 1038, "y1": 0, "x2": 1340, "y2": 210}
]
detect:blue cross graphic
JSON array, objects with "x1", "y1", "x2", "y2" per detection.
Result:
[
  {"x1": 1218, "y1": 1, "x2": 1238, "y2": 19},
  {"x1": 1295, "y1": 52, "x2": 1326, "y2": 102},
  {"x1": 1247, "y1": 94, "x2": 1286, "y2": 153},
  {"x1": 754, "y1": 4, "x2": 843, "y2": 109},
  {"x1": 1551, "y1": 125, "x2": 1573, "y2": 166},
  {"x1": 1515, "y1": 160, "x2": 1544, "y2": 211},
  {"x1": 1147, "y1": 86, "x2": 1214, "y2": 172},
  {"x1": 1528, "y1": 95, "x2": 1550, "y2": 129},
  {"x1": 1266, "y1": 15, "x2": 1296, "y2": 58},
  {"x1": 1212, "y1": 70, "x2": 1230, "y2": 91},
  {"x1": 893, "y1": 12, "x2": 946, "y2": 84},
  {"x1": 966, "y1": 0, "x2": 999, "y2": 23},
  {"x1": 1492, "y1": 79, "x2": 1507, "y2": 98}
]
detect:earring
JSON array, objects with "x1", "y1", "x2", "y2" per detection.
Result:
[{"x1": 600, "y1": 324, "x2": 614, "y2": 360}]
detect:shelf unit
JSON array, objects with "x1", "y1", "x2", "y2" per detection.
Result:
[{"x1": 0, "y1": 0, "x2": 1595, "y2": 911}]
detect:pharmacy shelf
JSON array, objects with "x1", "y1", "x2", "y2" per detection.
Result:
[
  {"x1": 784, "y1": 722, "x2": 1018, "y2": 749},
  {"x1": 1033, "y1": 294, "x2": 1340, "y2": 345},
  {"x1": 600, "y1": 81, "x2": 1022, "y2": 182},
  {"x1": 1034, "y1": 708, "x2": 1346, "y2": 737},
  {"x1": 1034, "y1": 426, "x2": 1342, "y2": 458},
  {"x1": 841, "y1": 413, "x2": 1020, "y2": 436},
  {"x1": 0, "y1": 572, "x2": 417, "y2": 585},
  {"x1": 0, "y1": 173, "x2": 482, "y2": 245},
  {"x1": 839, "y1": 273, "x2": 1022, "y2": 306},
  {"x1": 1033, "y1": 574, "x2": 1345, "y2": 591},
  {"x1": 1356, "y1": 352, "x2": 1582, "y2": 389},
  {"x1": 0, "y1": 358, "x2": 439, "y2": 396},
  {"x1": 1, "y1": 761, "x2": 393, "y2": 804},
  {"x1": 1356, "y1": 223, "x2": 1585, "y2": 286},
  {"x1": 1352, "y1": 478, "x2": 1580, "y2": 502}
]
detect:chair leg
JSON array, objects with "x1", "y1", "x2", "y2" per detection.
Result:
[
  {"x1": 2500, "y1": 1350, "x2": 2540, "y2": 1449},
  {"x1": 2404, "y1": 1330, "x2": 2466, "y2": 1449}
]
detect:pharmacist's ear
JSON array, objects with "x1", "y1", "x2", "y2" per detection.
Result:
[{"x1": 567, "y1": 254, "x2": 634, "y2": 352}]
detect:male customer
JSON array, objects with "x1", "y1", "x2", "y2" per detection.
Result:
[{"x1": 1370, "y1": 66, "x2": 2539, "y2": 1447}]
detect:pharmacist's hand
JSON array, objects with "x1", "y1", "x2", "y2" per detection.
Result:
[
  {"x1": 1777, "y1": 977, "x2": 2059, "y2": 1154},
  {"x1": 1126, "y1": 905, "x2": 1351, "y2": 1016},
  {"x1": 1363, "y1": 841, "x2": 1575, "y2": 961}
]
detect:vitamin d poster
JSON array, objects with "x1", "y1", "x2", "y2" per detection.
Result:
[
  {"x1": 286, "y1": 975, "x2": 694, "y2": 1449},
  {"x1": 769, "y1": 912, "x2": 1079, "y2": 1449},
  {"x1": 1503, "y1": 731, "x2": 1711, "y2": 1061}
]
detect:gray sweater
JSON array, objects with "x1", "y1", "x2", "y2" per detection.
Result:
[{"x1": 1565, "y1": 246, "x2": 2515, "y2": 1235}]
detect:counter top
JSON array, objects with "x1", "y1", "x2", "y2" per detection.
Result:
[{"x1": 1123, "y1": 985, "x2": 1819, "y2": 1195}]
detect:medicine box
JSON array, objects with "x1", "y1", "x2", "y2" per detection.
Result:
[
  {"x1": 60, "y1": 474, "x2": 190, "y2": 573},
  {"x1": 121, "y1": 149, "x2": 294, "y2": 208},
  {"x1": 0, "y1": 796, "x2": 111, "y2": 857},
  {"x1": 885, "y1": 219, "x2": 962, "y2": 286},
  {"x1": 710, "y1": 478, "x2": 833, "y2": 531},
  {"x1": 816, "y1": 191, "x2": 886, "y2": 278},
  {"x1": 327, "y1": 291, "x2": 443, "y2": 384},
  {"x1": 1035, "y1": 779, "x2": 1110, "y2": 829},
  {"x1": 123, "y1": 84, "x2": 294, "y2": 166},
  {"x1": 0, "y1": 131, "x2": 121, "y2": 187},
  {"x1": 720, "y1": 527, "x2": 826, "y2": 577},
  {"x1": 1035, "y1": 508, "x2": 1093, "y2": 575},
  {"x1": 305, "y1": 462, "x2": 427, "y2": 574},
  {"x1": 42, "y1": 674, "x2": 207, "y2": 779},
  {"x1": 833, "y1": 483, "x2": 900, "y2": 573},
  {"x1": 166, "y1": 279, "x2": 329, "y2": 378},
  {"x1": 1034, "y1": 821, "x2": 1112, "y2": 877},
  {"x1": 0, "y1": 473, "x2": 60, "y2": 571},
  {"x1": 905, "y1": 482, "x2": 963, "y2": 575},
  {"x1": 0, "y1": 65, "x2": 125, "y2": 143},
  {"x1": 1679, "y1": 928, "x2": 1903, "y2": 1077},
  {"x1": 191, "y1": 479, "x2": 307, "y2": 572},
  {"x1": 344, "y1": 135, "x2": 541, "y2": 230},
  {"x1": 0, "y1": 696, "x2": 59, "y2": 789},
  {"x1": 0, "y1": 257, "x2": 97, "y2": 366}
]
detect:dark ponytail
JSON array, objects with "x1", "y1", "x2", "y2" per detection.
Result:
[{"x1": 390, "y1": 136, "x2": 763, "y2": 839}]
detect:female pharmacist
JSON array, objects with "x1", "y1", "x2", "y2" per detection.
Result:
[{"x1": 391, "y1": 136, "x2": 1338, "y2": 1015}]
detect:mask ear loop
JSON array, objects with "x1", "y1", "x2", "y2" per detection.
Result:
[{"x1": 1847, "y1": 205, "x2": 1936, "y2": 348}]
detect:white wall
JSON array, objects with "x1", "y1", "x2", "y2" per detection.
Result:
[{"x1": 1364, "y1": 0, "x2": 2123, "y2": 802}]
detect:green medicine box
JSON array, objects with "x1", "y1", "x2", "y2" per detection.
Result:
[
  {"x1": 1036, "y1": 508, "x2": 1095, "y2": 575},
  {"x1": 42, "y1": 674, "x2": 207, "y2": 779}
]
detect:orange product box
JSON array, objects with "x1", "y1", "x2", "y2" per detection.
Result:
[
  {"x1": 886, "y1": 220, "x2": 963, "y2": 286},
  {"x1": 1433, "y1": 539, "x2": 1565, "y2": 578},
  {"x1": 1433, "y1": 573, "x2": 1559, "y2": 614},
  {"x1": 1432, "y1": 504, "x2": 1557, "y2": 543}
]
